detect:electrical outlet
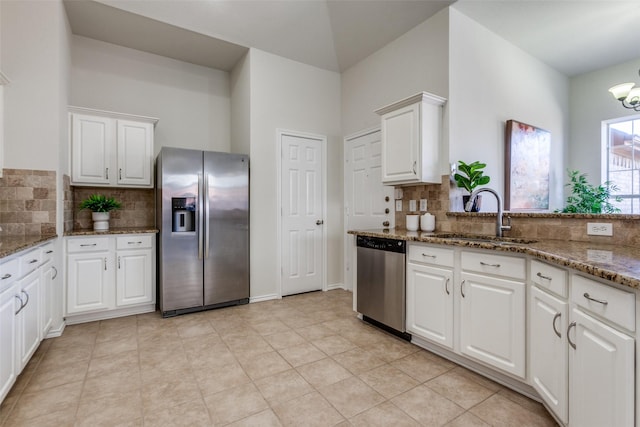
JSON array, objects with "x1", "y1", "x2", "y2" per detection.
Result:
[
  {"x1": 587, "y1": 222, "x2": 613, "y2": 236},
  {"x1": 587, "y1": 249, "x2": 613, "y2": 263},
  {"x1": 395, "y1": 200, "x2": 403, "y2": 212},
  {"x1": 419, "y1": 199, "x2": 427, "y2": 211},
  {"x1": 409, "y1": 200, "x2": 417, "y2": 212}
]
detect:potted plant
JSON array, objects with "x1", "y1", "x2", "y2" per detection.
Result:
[
  {"x1": 453, "y1": 160, "x2": 491, "y2": 212},
  {"x1": 79, "y1": 194, "x2": 122, "y2": 231},
  {"x1": 557, "y1": 170, "x2": 621, "y2": 214}
]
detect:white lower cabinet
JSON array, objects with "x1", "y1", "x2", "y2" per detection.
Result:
[
  {"x1": 66, "y1": 234, "x2": 156, "y2": 323},
  {"x1": 0, "y1": 282, "x2": 17, "y2": 403},
  {"x1": 407, "y1": 263, "x2": 454, "y2": 349},
  {"x1": 530, "y1": 285, "x2": 569, "y2": 424},
  {"x1": 459, "y1": 271, "x2": 526, "y2": 378},
  {"x1": 67, "y1": 248, "x2": 112, "y2": 314},
  {"x1": 16, "y1": 269, "x2": 40, "y2": 371}
]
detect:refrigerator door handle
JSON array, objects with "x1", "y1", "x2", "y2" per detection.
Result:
[
  {"x1": 205, "y1": 173, "x2": 211, "y2": 259},
  {"x1": 198, "y1": 172, "x2": 204, "y2": 260}
]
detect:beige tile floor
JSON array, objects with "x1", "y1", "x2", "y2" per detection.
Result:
[{"x1": 0, "y1": 290, "x2": 558, "y2": 426}]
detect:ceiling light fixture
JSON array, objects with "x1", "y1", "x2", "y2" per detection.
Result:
[{"x1": 609, "y1": 69, "x2": 640, "y2": 111}]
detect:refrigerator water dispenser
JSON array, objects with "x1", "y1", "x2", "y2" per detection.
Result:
[{"x1": 172, "y1": 197, "x2": 196, "y2": 232}]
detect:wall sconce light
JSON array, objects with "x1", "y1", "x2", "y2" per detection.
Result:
[{"x1": 609, "y1": 69, "x2": 640, "y2": 111}]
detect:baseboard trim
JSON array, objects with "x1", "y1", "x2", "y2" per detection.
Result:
[
  {"x1": 65, "y1": 304, "x2": 156, "y2": 325},
  {"x1": 250, "y1": 293, "x2": 281, "y2": 303},
  {"x1": 327, "y1": 282, "x2": 346, "y2": 291},
  {"x1": 45, "y1": 321, "x2": 66, "y2": 338}
]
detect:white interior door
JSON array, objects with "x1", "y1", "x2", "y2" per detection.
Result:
[
  {"x1": 344, "y1": 128, "x2": 395, "y2": 293},
  {"x1": 280, "y1": 131, "x2": 325, "y2": 296}
]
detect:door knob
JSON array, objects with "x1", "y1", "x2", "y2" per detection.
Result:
[{"x1": 316, "y1": 220, "x2": 324, "y2": 225}]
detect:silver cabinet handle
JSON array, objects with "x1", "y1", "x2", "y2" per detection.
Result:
[
  {"x1": 119, "y1": 168, "x2": 122, "y2": 180},
  {"x1": 444, "y1": 278, "x2": 450, "y2": 295},
  {"x1": 106, "y1": 167, "x2": 109, "y2": 180},
  {"x1": 127, "y1": 241, "x2": 143, "y2": 245},
  {"x1": 52, "y1": 266, "x2": 58, "y2": 280},
  {"x1": 480, "y1": 261, "x2": 501, "y2": 268},
  {"x1": 316, "y1": 220, "x2": 324, "y2": 225},
  {"x1": 1, "y1": 273, "x2": 11, "y2": 280},
  {"x1": 567, "y1": 321, "x2": 577, "y2": 349},
  {"x1": 118, "y1": 256, "x2": 121, "y2": 269},
  {"x1": 583, "y1": 292, "x2": 608, "y2": 305},
  {"x1": 80, "y1": 243, "x2": 97, "y2": 247},
  {"x1": 461, "y1": 280, "x2": 466, "y2": 298},
  {"x1": 104, "y1": 257, "x2": 107, "y2": 271},
  {"x1": 421, "y1": 253, "x2": 436, "y2": 258},
  {"x1": 28, "y1": 259, "x2": 38, "y2": 264},
  {"x1": 45, "y1": 250, "x2": 53, "y2": 254},
  {"x1": 14, "y1": 294, "x2": 24, "y2": 315},
  {"x1": 21, "y1": 290, "x2": 29, "y2": 307},
  {"x1": 537, "y1": 272, "x2": 552, "y2": 281},
  {"x1": 552, "y1": 312, "x2": 562, "y2": 338},
  {"x1": 412, "y1": 161, "x2": 417, "y2": 175}
]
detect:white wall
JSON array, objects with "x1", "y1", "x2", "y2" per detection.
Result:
[
  {"x1": 70, "y1": 35, "x2": 231, "y2": 157},
  {"x1": 449, "y1": 9, "x2": 569, "y2": 211},
  {"x1": 570, "y1": 58, "x2": 640, "y2": 184},
  {"x1": 342, "y1": 8, "x2": 449, "y2": 138},
  {"x1": 1, "y1": 0, "x2": 68, "y2": 172},
  {"x1": 246, "y1": 48, "x2": 342, "y2": 300},
  {"x1": 230, "y1": 52, "x2": 250, "y2": 155},
  {"x1": 1, "y1": 0, "x2": 71, "y2": 335}
]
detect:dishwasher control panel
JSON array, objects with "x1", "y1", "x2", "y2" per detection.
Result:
[{"x1": 356, "y1": 236, "x2": 405, "y2": 253}]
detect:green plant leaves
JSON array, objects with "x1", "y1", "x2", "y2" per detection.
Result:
[
  {"x1": 454, "y1": 160, "x2": 491, "y2": 193},
  {"x1": 79, "y1": 194, "x2": 122, "y2": 212},
  {"x1": 558, "y1": 170, "x2": 621, "y2": 214}
]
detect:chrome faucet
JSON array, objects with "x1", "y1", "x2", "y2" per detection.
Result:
[{"x1": 466, "y1": 188, "x2": 512, "y2": 237}]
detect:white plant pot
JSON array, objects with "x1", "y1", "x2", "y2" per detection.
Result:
[{"x1": 92, "y1": 211, "x2": 110, "y2": 231}]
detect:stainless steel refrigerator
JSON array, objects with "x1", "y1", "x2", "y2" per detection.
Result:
[{"x1": 156, "y1": 147, "x2": 249, "y2": 317}]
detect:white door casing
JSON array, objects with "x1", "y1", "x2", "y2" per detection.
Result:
[
  {"x1": 344, "y1": 128, "x2": 394, "y2": 295},
  {"x1": 278, "y1": 130, "x2": 326, "y2": 297}
]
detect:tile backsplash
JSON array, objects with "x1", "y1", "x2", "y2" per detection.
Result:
[
  {"x1": 0, "y1": 169, "x2": 56, "y2": 236},
  {"x1": 395, "y1": 174, "x2": 640, "y2": 246},
  {"x1": 73, "y1": 186, "x2": 155, "y2": 230}
]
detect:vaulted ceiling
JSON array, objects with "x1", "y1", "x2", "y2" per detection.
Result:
[{"x1": 64, "y1": 0, "x2": 640, "y2": 76}]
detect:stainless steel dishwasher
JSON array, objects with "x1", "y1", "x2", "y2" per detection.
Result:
[{"x1": 356, "y1": 235, "x2": 409, "y2": 339}]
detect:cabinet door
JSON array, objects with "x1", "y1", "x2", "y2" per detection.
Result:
[
  {"x1": 71, "y1": 113, "x2": 113, "y2": 185},
  {"x1": 381, "y1": 103, "x2": 419, "y2": 183},
  {"x1": 406, "y1": 263, "x2": 453, "y2": 349},
  {"x1": 117, "y1": 119, "x2": 153, "y2": 187},
  {"x1": 569, "y1": 308, "x2": 634, "y2": 427},
  {"x1": 40, "y1": 262, "x2": 53, "y2": 337},
  {"x1": 16, "y1": 270, "x2": 40, "y2": 371},
  {"x1": 530, "y1": 286, "x2": 568, "y2": 424},
  {"x1": 116, "y1": 249, "x2": 153, "y2": 307},
  {"x1": 67, "y1": 252, "x2": 112, "y2": 314},
  {"x1": 459, "y1": 272, "x2": 526, "y2": 378},
  {"x1": 0, "y1": 285, "x2": 16, "y2": 402}
]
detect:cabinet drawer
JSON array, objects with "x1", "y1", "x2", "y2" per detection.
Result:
[
  {"x1": 41, "y1": 242, "x2": 55, "y2": 264},
  {"x1": 571, "y1": 275, "x2": 635, "y2": 331},
  {"x1": 116, "y1": 235, "x2": 153, "y2": 250},
  {"x1": 461, "y1": 251, "x2": 525, "y2": 279},
  {"x1": 530, "y1": 260, "x2": 568, "y2": 298},
  {"x1": 19, "y1": 249, "x2": 42, "y2": 277},
  {"x1": 0, "y1": 258, "x2": 19, "y2": 292},
  {"x1": 408, "y1": 244, "x2": 454, "y2": 267},
  {"x1": 67, "y1": 237, "x2": 109, "y2": 253}
]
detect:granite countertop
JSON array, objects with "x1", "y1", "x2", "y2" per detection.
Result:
[
  {"x1": 0, "y1": 234, "x2": 58, "y2": 259},
  {"x1": 65, "y1": 227, "x2": 159, "y2": 237},
  {"x1": 348, "y1": 229, "x2": 640, "y2": 290}
]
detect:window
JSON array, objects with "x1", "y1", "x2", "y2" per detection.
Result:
[{"x1": 604, "y1": 117, "x2": 640, "y2": 214}]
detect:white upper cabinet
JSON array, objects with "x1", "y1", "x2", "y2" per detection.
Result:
[
  {"x1": 375, "y1": 92, "x2": 446, "y2": 184},
  {"x1": 69, "y1": 107, "x2": 158, "y2": 188}
]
